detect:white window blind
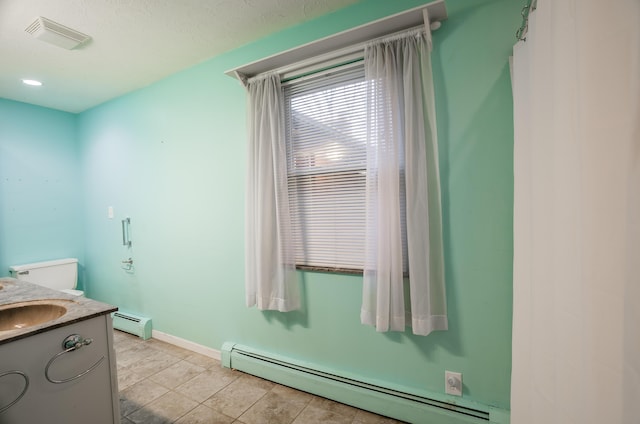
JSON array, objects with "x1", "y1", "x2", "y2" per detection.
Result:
[{"x1": 284, "y1": 65, "x2": 368, "y2": 271}]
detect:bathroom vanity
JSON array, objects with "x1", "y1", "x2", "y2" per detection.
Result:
[{"x1": 0, "y1": 278, "x2": 119, "y2": 423}]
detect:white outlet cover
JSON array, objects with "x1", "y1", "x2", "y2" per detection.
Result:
[{"x1": 445, "y1": 371, "x2": 462, "y2": 396}]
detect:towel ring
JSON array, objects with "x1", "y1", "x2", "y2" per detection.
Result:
[
  {"x1": 0, "y1": 371, "x2": 29, "y2": 413},
  {"x1": 45, "y1": 334, "x2": 105, "y2": 384}
]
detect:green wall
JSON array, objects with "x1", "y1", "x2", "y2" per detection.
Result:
[
  {"x1": 1, "y1": 0, "x2": 518, "y2": 413},
  {"x1": 0, "y1": 99, "x2": 85, "y2": 285}
]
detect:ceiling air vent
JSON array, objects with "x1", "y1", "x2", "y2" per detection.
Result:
[{"x1": 25, "y1": 17, "x2": 91, "y2": 50}]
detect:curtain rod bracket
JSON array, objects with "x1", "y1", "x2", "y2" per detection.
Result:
[{"x1": 234, "y1": 71, "x2": 248, "y2": 88}]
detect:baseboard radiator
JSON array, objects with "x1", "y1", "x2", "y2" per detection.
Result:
[
  {"x1": 222, "y1": 343, "x2": 504, "y2": 424},
  {"x1": 112, "y1": 311, "x2": 152, "y2": 340}
]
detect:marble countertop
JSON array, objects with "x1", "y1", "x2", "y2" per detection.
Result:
[{"x1": 0, "y1": 277, "x2": 117, "y2": 345}]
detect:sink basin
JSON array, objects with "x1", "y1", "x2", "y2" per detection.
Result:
[{"x1": 0, "y1": 299, "x2": 73, "y2": 331}]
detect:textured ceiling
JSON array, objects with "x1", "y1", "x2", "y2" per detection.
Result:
[{"x1": 0, "y1": 0, "x2": 360, "y2": 113}]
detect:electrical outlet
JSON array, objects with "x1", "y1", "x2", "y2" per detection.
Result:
[{"x1": 445, "y1": 371, "x2": 462, "y2": 396}]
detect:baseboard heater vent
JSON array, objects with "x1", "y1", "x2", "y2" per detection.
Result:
[
  {"x1": 222, "y1": 342, "x2": 496, "y2": 424},
  {"x1": 112, "y1": 312, "x2": 152, "y2": 340}
]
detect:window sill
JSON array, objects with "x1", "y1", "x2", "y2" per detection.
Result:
[
  {"x1": 295, "y1": 266, "x2": 409, "y2": 278},
  {"x1": 295, "y1": 265, "x2": 363, "y2": 276}
]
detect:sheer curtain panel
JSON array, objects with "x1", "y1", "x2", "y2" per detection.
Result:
[
  {"x1": 361, "y1": 29, "x2": 447, "y2": 336},
  {"x1": 245, "y1": 73, "x2": 300, "y2": 312},
  {"x1": 511, "y1": 0, "x2": 640, "y2": 423}
]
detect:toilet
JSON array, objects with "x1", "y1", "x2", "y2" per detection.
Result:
[{"x1": 9, "y1": 258, "x2": 84, "y2": 297}]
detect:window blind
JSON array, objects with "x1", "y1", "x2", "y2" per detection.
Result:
[{"x1": 284, "y1": 65, "x2": 367, "y2": 271}]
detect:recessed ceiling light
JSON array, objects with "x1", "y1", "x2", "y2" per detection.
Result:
[{"x1": 22, "y1": 79, "x2": 43, "y2": 86}]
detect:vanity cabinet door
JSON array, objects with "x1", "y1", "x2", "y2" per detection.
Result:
[{"x1": 0, "y1": 315, "x2": 119, "y2": 424}]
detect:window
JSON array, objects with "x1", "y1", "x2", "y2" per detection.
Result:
[
  {"x1": 284, "y1": 63, "x2": 406, "y2": 273},
  {"x1": 283, "y1": 65, "x2": 367, "y2": 272},
  {"x1": 243, "y1": 25, "x2": 446, "y2": 333}
]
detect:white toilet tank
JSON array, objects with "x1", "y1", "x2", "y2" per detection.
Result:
[{"x1": 9, "y1": 258, "x2": 83, "y2": 296}]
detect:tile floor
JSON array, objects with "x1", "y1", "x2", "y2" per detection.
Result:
[{"x1": 114, "y1": 330, "x2": 405, "y2": 424}]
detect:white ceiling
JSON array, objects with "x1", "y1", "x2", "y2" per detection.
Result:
[{"x1": 0, "y1": 0, "x2": 359, "y2": 113}]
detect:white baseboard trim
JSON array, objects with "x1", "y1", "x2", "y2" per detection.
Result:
[{"x1": 151, "y1": 330, "x2": 221, "y2": 360}]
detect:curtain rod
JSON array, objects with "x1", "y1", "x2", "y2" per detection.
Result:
[
  {"x1": 226, "y1": 0, "x2": 447, "y2": 86},
  {"x1": 275, "y1": 24, "x2": 432, "y2": 86},
  {"x1": 247, "y1": 21, "x2": 437, "y2": 87}
]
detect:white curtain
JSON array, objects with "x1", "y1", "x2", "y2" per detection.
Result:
[
  {"x1": 361, "y1": 29, "x2": 448, "y2": 336},
  {"x1": 511, "y1": 1, "x2": 640, "y2": 423},
  {"x1": 245, "y1": 73, "x2": 300, "y2": 312}
]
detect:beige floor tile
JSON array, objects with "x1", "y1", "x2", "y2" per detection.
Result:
[
  {"x1": 235, "y1": 373, "x2": 276, "y2": 391},
  {"x1": 308, "y1": 396, "x2": 358, "y2": 419},
  {"x1": 292, "y1": 404, "x2": 353, "y2": 424},
  {"x1": 175, "y1": 368, "x2": 237, "y2": 403},
  {"x1": 113, "y1": 330, "x2": 140, "y2": 345},
  {"x1": 271, "y1": 384, "x2": 314, "y2": 408},
  {"x1": 116, "y1": 343, "x2": 155, "y2": 368},
  {"x1": 174, "y1": 404, "x2": 235, "y2": 424},
  {"x1": 114, "y1": 336, "x2": 141, "y2": 355},
  {"x1": 149, "y1": 359, "x2": 206, "y2": 389},
  {"x1": 204, "y1": 375, "x2": 272, "y2": 418},
  {"x1": 117, "y1": 367, "x2": 146, "y2": 391},
  {"x1": 119, "y1": 378, "x2": 170, "y2": 417},
  {"x1": 125, "y1": 407, "x2": 171, "y2": 424},
  {"x1": 208, "y1": 364, "x2": 242, "y2": 380},
  {"x1": 122, "y1": 348, "x2": 182, "y2": 378},
  {"x1": 146, "y1": 338, "x2": 193, "y2": 359},
  {"x1": 183, "y1": 351, "x2": 220, "y2": 369},
  {"x1": 238, "y1": 390, "x2": 306, "y2": 424},
  {"x1": 127, "y1": 391, "x2": 198, "y2": 424}
]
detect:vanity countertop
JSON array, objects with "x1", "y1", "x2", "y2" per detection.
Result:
[{"x1": 0, "y1": 277, "x2": 117, "y2": 345}]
